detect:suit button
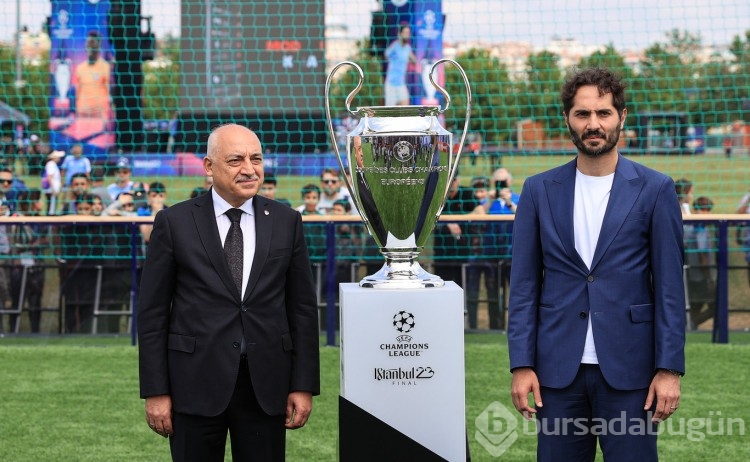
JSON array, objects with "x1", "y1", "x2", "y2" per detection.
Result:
[
  {"x1": 241, "y1": 304, "x2": 248, "y2": 312},
  {"x1": 587, "y1": 275, "x2": 594, "y2": 282},
  {"x1": 579, "y1": 311, "x2": 588, "y2": 319},
  {"x1": 232, "y1": 342, "x2": 240, "y2": 349}
]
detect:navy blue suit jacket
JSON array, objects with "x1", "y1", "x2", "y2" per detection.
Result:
[{"x1": 508, "y1": 155, "x2": 686, "y2": 390}]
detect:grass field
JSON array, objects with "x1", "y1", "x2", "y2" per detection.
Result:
[{"x1": 1, "y1": 333, "x2": 748, "y2": 461}]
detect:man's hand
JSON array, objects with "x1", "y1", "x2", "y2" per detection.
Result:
[
  {"x1": 285, "y1": 391, "x2": 313, "y2": 429},
  {"x1": 145, "y1": 394, "x2": 173, "y2": 438},
  {"x1": 446, "y1": 223, "x2": 462, "y2": 238},
  {"x1": 510, "y1": 367, "x2": 543, "y2": 420},
  {"x1": 644, "y1": 370, "x2": 681, "y2": 422}
]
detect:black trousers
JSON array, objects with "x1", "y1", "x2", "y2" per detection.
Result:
[{"x1": 169, "y1": 358, "x2": 286, "y2": 462}]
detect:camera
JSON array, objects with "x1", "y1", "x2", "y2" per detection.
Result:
[{"x1": 495, "y1": 179, "x2": 508, "y2": 195}]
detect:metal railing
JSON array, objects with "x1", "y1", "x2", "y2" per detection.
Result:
[{"x1": 1, "y1": 214, "x2": 748, "y2": 345}]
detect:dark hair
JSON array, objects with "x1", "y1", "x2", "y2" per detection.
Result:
[
  {"x1": 320, "y1": 168, "x2": 341, "y2": 180},
  {"x1": 301, "y1": 184, "x2": 321, "y2": 198},
  {"x1": 561, "y1": 67, "x2": 626, "y2": 116},
  {"x1": 693, "y1": 196, "x2": 713, "y2": 212},
  {"x1": 264, "y1": 173, "x2": 277, "y2": 185},
  {"x1": 190, "y1": 187, "x2": 208, "y2": 199},
  {"x1": 333, "y1": 199, "x2": 351, "y2": 212},
  {"x1": 471, "y1": 176, "x2": 490, "y2": 189},
  {"x1": 16, "y1": 189, "x2": 41, "y2": 213},
  {"x1": 76, "y1": 193, "x2": 96, "y2": 206},
  {"x1": 90, "y1": 166, "x2": 106, "y2": 182},
  {"x1": 70, "y1": 172, "x2": 89, "y2": 183},
  {"x1": 149, "y1": 182, "x2": 166, "y2": 194},
  {"x1": 674, "y1": 178, "x2": 693, "y2": 199}
]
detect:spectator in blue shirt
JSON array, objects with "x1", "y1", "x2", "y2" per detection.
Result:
[
  {"x1": 106, "y1": 157, "x2": 134, "y2": 201},
  {"x1": 138, "y1": 182, "x2": 168, "y2": 244},
  {"x1": 60, "y1": 144, "x2": 91, "y2": 187}
]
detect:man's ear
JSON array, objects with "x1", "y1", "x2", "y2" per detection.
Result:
[{"x1": 203, "y1": 157, "x2": 213, "y2": 176}]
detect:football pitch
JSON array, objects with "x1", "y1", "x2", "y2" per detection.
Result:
[{"x1": 0, "y1": 332, "x2": 748, "y2": 461}]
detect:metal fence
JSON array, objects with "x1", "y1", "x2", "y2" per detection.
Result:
[{"x1": 0, "y1": 214, "x2": 748, "y2": 346}]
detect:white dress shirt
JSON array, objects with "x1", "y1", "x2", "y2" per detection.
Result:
[{"x1": 212, "y1": 189, "x2": 256, "y2": 299}]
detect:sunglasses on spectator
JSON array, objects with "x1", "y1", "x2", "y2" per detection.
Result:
[
  {"x1": 322, "y1": 179, "x2": 339, "y2": 184},
  {"x1": 0, "y1": 179, "x2": 12, "y2": 185}
]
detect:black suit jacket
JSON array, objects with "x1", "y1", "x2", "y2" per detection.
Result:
[{"x1": 138, "y1": 191, "x2": 320, "y2": 416}]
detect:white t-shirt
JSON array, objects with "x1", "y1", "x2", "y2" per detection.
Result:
[
  {"x1": 44, "y1": 160, "x2": 62, "y2": 194},
  {"x1": 574, "y1": 169, "x2": 614, "y2": 364},
  {"x1": 317, "y1": 186, "x2": 357, "y2": 214}
]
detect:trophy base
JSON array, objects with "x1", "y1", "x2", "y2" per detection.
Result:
[{"x1": 359, "y1": 261, "x2": 445, "y2": 289}]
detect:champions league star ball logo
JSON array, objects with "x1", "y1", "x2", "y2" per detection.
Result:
[
  {"x1": 393, "y1": 311, "x2": 415, "y2": 333},
  {"x1": 393, "y1": 141, "x2": 415, "y2": 164}
]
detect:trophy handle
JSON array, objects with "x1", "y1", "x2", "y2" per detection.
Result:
[
  {"x1": 324, "y1": 61, "x2": 367, "y2": 222},
  {"x1": 429, "y1": 58, "x2": 472, "y2": 184}
]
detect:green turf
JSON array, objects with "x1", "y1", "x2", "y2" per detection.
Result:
[{"x1": 0, "y1": 333, "x2": 748, "y2": 461}]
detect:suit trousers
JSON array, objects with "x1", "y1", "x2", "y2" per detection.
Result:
[
  {"x1": 536, "y1": 364, "x2": 657, "y2": 462},
  {"x1": 169, "y1": 358, "x2": 286, "y2": 462}
]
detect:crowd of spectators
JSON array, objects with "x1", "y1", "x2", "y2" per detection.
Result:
[
  {"x1": 0, "y1": 142, "x2": 186, "y2": 335},
  {"x1": 0, "y1": 135, "x2": 735, "y2": 334}
]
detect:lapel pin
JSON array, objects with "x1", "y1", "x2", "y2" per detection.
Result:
[{"x1": 264, "y1": 210, "x2": 269, "y2": 215}]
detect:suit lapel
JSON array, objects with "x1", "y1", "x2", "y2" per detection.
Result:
[
  {"x1": 244, "y1": 196, "x2": 271, "y2": 302},
  {"x1": 192, "y1": 192, "x2": 240, "y2": 299},
  {"x1": 589, "y1": 155, "x2": 643, "y2": 272},
  {"x1": 545, "y1": 159, "x2": 588, "y2": 272}
]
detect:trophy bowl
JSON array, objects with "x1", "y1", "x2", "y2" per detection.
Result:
[{"x1": 325, "y1": 59, "x2": 471, "y2": 289}]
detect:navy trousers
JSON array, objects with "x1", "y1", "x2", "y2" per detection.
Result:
[{"x1": 536, "y1": 364, "x2": 658, "y2": 462}]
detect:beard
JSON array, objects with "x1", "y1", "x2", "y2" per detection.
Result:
[{"x1": 568, "y1": 123, "x2": 622, "y2": 158}]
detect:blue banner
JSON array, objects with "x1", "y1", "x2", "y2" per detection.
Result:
[
  {"x1": 382, "y1": 1, "x2": 445, "y2": 105},
  {"x1": 409, "y1": 0, "x2": 444, "y2": 105},
  {"x1": 120, "y1": 152, "x2": 344, "y2": 178},
  {"x1": 383, "y1": 0, "x2": 413, "y2": 39},
  {"x1": 48, "y1": 0, "x2": 115, "y2": 159}
]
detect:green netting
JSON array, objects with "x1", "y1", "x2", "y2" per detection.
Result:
[
  {"x1": 1, "y1": 1, "x2": 750, "y2": 333},
  {"x1": 1, "y1": 1, "x2": 748, "y2": 210}
]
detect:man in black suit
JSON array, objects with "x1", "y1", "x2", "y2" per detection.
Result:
[{"x1": 138, "y1": 124, "x2": 320, "y2": 461}]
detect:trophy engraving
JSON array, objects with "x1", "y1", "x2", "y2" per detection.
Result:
[{"x1": 325, "y1": 59, "x2": 471, "y2": 289}]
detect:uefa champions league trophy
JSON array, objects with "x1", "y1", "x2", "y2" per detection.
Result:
[
  {"x1": 324, "y1": 59, "x2": 471, "y2": 289},
  {"x1": 53, "y1": 58, "x2": 72, "y2": 107}
]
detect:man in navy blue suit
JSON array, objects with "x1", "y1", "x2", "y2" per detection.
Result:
[{"x1": 508, "y1": 68, "x2": 685, "y2": 461}]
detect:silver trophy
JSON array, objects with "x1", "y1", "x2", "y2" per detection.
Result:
[
  {"x1": 53, "y1": 58, "x2": 72, "y2": 106},
  {"x1": 325, "y1": 59, "x2": 471, "y2": 289}
]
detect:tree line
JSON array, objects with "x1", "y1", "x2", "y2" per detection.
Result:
[{"x1": 1, "y1": 28, "x2": 747, "y2": 147}]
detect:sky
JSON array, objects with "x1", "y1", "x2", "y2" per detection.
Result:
[{"x1": 3, "y1": 0, "x2": 749, "y2": 50}]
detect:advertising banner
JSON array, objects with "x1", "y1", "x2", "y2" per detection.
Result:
[
  {"x1": 48, "y1": 0, "x2": 115, "y2": 159},
  {"x1": 381, "y1": 1, "x2": 445, "y2": 106},
  {"x1": 410, "y1": 0, "x2": 444, "y2": 105}
]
